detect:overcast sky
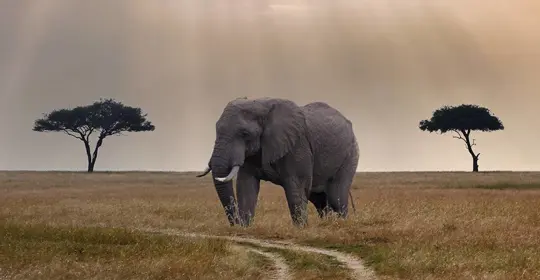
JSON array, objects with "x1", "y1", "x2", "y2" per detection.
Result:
[{"x1": 1, "y1": 0, "x2": 539, "y2": 172}]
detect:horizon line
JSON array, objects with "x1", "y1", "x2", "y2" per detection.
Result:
[{"x1": 1, "y1": 169, "x2": 539, "y2": 173}]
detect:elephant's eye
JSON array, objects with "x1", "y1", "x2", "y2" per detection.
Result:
[{"x1": 239, "y1": 130, "x2": 250, "y2": 138}]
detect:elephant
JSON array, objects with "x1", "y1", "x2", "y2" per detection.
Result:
[{"x1": 196, "y1": 97, "x2": 359, "y2": 227}]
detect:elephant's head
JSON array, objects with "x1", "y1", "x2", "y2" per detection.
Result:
[{"x1": 196, "y1": 97, "x2": 305, "y2": 226}]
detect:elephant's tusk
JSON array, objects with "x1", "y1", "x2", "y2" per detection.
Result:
[
  {"x1": 196, "y1": 166, "x2": 212, "y2": 177},
  {"x1": 215, "y1": 166, "x2": 240, "y2": 182}
]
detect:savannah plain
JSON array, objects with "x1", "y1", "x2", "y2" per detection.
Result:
[{"x1": 1, "y1": 171, "x2": 540, "y2": 279}]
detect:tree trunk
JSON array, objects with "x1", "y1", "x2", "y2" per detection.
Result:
[
  {"x1": 462, "y1": 129, "x2": 480, "y2": 173},
  {"x1": 83, "y1": 140, "x2": 94, "y2": 173},
  {"x1": 472, "y1": 155, "x2": 479, "y2": 172},
  {"x1": 83, "y1": 136, "x2": 104, "y2": 173},
  {"x1": 88, "y1": 161, "x2": 95, "y2": 172},
  {"x1": 90, "y1": 137, "x2": 104, "y2": 172}
]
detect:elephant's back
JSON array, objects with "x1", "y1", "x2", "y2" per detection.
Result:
[
  {"x1": 302, "y1": 102, "x2": 354, "y2": 137},
  {"x1": 302, "y1": 102, "x2": 357, "y2": 182}
]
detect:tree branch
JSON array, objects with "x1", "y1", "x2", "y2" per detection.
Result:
[
  {"x1": 452, "y1": 130, "x2": 467, "y2": 144},
  {"x1": 62, "y1": 129, "x2": 84, "y2": 141},
  {"x1": 84, "y1": 128, "x2": 95, "y2": 142},
  {"x1": 111, "y1": 130, "x2": 127, "y2": 137}
]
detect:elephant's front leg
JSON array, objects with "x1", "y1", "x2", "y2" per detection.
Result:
[
  {"x1": 283, "y1": 177, "x2": 310, "y2": 227},
  {"x1": 236, "y1": 167, "x2": 261, "y2": 227}
]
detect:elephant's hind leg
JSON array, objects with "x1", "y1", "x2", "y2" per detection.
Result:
[
  {"x1": 326, "y1": 153, "x2": 358, "y2": 218},
  {"x1": 308, "y1": 191, "x2": 330, "y2": 218}
]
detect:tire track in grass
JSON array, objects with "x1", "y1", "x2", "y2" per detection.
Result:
[
  {"x1": 239, "y1": 245, "x2": 290, "y2": 280},
  {"x1": 141, "y1": 228, "x2": 377, "y2": 280}
]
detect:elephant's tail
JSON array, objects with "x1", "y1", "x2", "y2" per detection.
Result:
[{"x1": 348, "y1": 190, "x2": 356, "y2": 213}]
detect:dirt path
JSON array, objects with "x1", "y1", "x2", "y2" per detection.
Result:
[
  {"x1": 142, "y1": 228, "x2": 377, "y2": 280},
  {"x1": 238, "y1": 245, "x2": 291, "y2": 280}
]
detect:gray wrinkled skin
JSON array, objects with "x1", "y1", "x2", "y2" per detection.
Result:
[{"x1": 200, "y1": 97, "x2": 359, "y2": 227}]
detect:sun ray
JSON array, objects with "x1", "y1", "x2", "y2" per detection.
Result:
[{"x1": 0, "y1": 1, "x2": 60, "y2": 106}]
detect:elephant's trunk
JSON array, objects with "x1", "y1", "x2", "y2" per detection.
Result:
[
  {"x1": 209, "y1": 139, "x2": 245, "y2": 226},
  {"x1": 210, "y1": 164, "x2": 239, "y2": 226},
  {"x1": 213, "y1": 178, "x2": 239, "y2": 226}
]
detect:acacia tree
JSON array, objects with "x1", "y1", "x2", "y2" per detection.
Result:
[
  {"x1": 419, "y1": 104, "x2": 504, "y2": 172},
  {"x1": 33, "y1": 98, "x2": 155, "y2": 172}
]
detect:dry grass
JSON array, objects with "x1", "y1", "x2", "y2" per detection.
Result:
[
  {"x1": 0, "y1": 222, "x2": 266, "y2": 280},
  {"x1": 1, "y1": 171, "x2": 540, "y2": 279}
]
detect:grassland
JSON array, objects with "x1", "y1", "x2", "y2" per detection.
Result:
[{"x1": 1, "y1": 171, "x2": 540, "y2": 279}]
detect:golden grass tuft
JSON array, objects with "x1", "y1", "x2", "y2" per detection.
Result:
[
  {"x1": 1, "y1": 171, "x2": 540, "y2": 279},
  {"x1": 0, "y1": 221, "x2": 265, "y2": 280}
]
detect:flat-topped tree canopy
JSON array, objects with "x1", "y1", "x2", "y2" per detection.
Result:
[
  {"x1": 33, "y1": 98, "x2": 155, "y2": 172},
  {"x1": 419, "y1": 104, "x2": 504, "y2": 133},
  {"x1": 419, "y1": 104, "x2": 504, "y2": 172},
  {"x1": 33, "y1": 98, "x2": 154, "y2": 137}
]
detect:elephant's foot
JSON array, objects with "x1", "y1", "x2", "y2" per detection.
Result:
[
  {"x1": 292, "y1": 218, "x2": 308, "y2": 228},
  {"x1": 238, "y1": 216, "x2": 254, "y2": 227},
  {"x1": 316, "y1": 206, "x2": 333, "y2": 219},
  {"x1": 289, "y1": 205, "x2": 309, "y2": 227}
]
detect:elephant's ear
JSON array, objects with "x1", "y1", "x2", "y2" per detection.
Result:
[{"x1": 261, "y1": 101, "x2": 305, "y2": 163}]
